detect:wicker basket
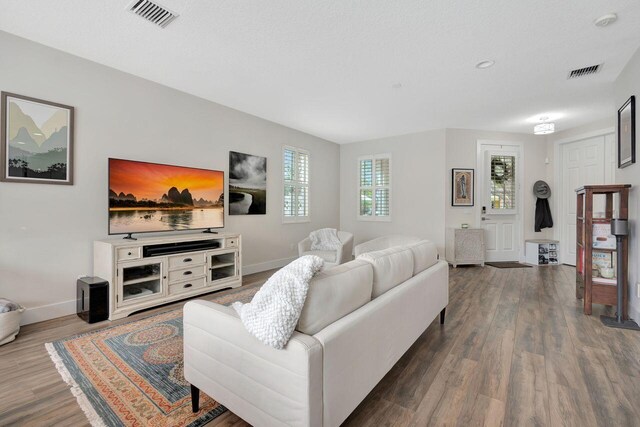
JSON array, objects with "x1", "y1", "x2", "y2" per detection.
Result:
[{"x1": 0, "y1": 306, "x2": 25, "y2": 345}]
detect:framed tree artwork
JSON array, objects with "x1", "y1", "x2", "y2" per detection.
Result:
[
  {"x1": 452, "y1": 168, "x2": 474, "y2": 206},
  {"x1": 1, "y1": 92, "x2": 74, "y2": 184},
  {"x1": 228, "y1": 151, "x2": 267, "y2": 215},
  {"x1": 618, "y1": 95, "x2": 635, "y2": 169}
]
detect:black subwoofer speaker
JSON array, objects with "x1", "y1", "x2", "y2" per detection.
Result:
[{"x1": 77, "y1": 277, "x2": 109, "y2": 323}]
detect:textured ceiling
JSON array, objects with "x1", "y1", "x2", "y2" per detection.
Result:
[{"x1": 1, "y1": 0, "x2": 639, "y2": 143}]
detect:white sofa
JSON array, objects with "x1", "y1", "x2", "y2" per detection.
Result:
[
  {"x1": 184, "y1": 239, "x2": 448, "y2": 427},
  {"x1": 298, "y1": 231, "x2": 354, "y2": 268},
  {"x1": 353, "y1": 234, "x2": 422, "y2": 257}
]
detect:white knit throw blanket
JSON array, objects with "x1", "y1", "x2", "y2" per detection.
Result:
[
  {"x1": 232, "y1": 255, "x2": 324, "y2": 349},
  {"x1": 309, "y1": 228, "x2": 341, "y2": 251}
]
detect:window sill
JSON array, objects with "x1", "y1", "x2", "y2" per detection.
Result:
[{"x1": 357, "y1": 216, "x2": 392, "y2": 222}]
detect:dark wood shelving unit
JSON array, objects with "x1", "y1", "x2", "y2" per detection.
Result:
[{"x1": 576, "y1": 184, "x2": 631, "y2": 317}]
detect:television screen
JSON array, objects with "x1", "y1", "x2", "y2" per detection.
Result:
[{"x1": 108, "y1": 158, "x2": 224, "y2": 235}]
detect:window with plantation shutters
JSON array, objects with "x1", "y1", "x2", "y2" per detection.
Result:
[
  {"x1": 283, "y1": 146, "x2": 310, "y2": 222},
  {"x1": 358, "y1": 154, "x2": 391, "y2": 221}
]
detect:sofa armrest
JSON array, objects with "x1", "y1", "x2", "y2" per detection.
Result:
[
  {"x1": 183, "y1": 300, "x2": 323, "y2": 427},
  {"x1": 336, "y1": 233, "x2": 354, "y2": 264},
  {"x1": 298, "y1": 237, "x2": 312, "y2": 256},
  {"x1": 354, "y1": 238, "x2": 381, "y2": 257}
]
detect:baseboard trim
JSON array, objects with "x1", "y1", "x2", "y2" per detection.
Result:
[
  {"x1": 21, "y1": 299, "x2": 77, "y2": 326},
  {"x1": 242, "y1": 257, "x2": 296, "y2": 275},
  {"x1": 20, "y1": 257, "x2": 295, "y2": 326}
]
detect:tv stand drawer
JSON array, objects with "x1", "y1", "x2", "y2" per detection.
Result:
[
  {"x1": 169, "y1": 276, "x2": 207, "y2": 295},
  {"x1": 168, "y1": 253, "x2": 206, "y2": 269},
  {"x1": 168, "y1": 264, "x2": 207, "y2": 283},
  {"x1": 117, "y1": 247, "x2": 141, "y2": 261}
]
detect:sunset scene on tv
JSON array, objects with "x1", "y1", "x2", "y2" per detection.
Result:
[{"x1": 109, "y1": 159, "x2": 224, "y2": 234}]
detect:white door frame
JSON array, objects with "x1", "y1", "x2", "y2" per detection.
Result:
[
  {"x1": 552, "y1": 127, "x2": 615, "y2": 264},
  {"x1": 476, "y1": 140, "x2": 525, "y2": 262}
]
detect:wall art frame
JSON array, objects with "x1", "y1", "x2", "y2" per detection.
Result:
[
  {"x1": 228, "y1": 151, "x2": 267, "y2": 215},
  {"x1": 452, "y1": 168, "x2": 474, "y2": 206},
  {"x1": 1, "y1": 92, "x2": 74, "y2": 184},
  {"x1": 618, "y1": 95, "x2": 635, "y2": 169}
]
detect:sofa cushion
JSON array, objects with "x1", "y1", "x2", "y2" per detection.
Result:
[
  {"x1": 357, "y1": 246, "x2": 414, "y2": 298},
  {"x1": 302, "y1": 250, "x2": 337, "y2": 263},
  {"x1": 297, "y1": 260, "x2": 373, "y2": 335},
  {"x1": 408, "y1": 240, "x2": 438, "y2": 275}
]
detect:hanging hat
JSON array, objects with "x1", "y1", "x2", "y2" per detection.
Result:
[{"x1": 533, "y1": 180, "x2": 551, "y2": 199}]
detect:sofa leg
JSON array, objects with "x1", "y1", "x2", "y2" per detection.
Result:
[
  {"x1": 191, "y1": 384, "x2": 200, "y2": 413},
  {"x1": 440, "y1": 307, "x2": 446, "y2": 325}
]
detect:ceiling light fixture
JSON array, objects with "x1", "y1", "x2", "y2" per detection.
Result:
[
  {"x1": 476, "y1": 60, "x2": 495, "y2": 69},
  {"x1": 534, "y1": 116, "x2": 555, "y2": 135},
  {"x1": 594, "y1": 13, "x2": 617, "y2": 27}
]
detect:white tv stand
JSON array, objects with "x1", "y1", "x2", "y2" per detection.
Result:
[{"x1": 94, "y1": 232, "x2": 242, "y2": 320}]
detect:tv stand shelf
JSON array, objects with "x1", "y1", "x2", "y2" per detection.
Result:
[{"x1": 94, "y1": 233, "x2": 242, "y2": 320}]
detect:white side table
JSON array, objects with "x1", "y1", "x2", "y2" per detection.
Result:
[{"x1": 446, "y1": 228, "x2": 485, "y2": 267}]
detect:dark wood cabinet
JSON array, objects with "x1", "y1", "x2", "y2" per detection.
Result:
[{"x1": 575, "y1": 185, "x2": 631, "y2": 318}]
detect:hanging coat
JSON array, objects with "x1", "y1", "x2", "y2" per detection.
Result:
[{"x1": 535, "y1": 198, "x2": 553, "y2": 232}]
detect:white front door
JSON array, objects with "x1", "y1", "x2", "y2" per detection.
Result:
[
  {"x1": 479, "y1": 145, "x2": 522, "y2": 262},
  {"x1": 560, "y1": 136, "x2": 607, "y2": 266}
]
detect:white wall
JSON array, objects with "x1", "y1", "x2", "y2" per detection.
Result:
[
  {"x1": 445, "y1": 129, "x2": 552, "y2": 245},
  {"x1": 614, "y1": 46, "x2": 640, "y2": 322},
  {"x1": 339, "y1": 127, "x2": 552, "y2": 260},
  {"x1": 339, "y1": 129, "x2": 447, "y2": 254},
  {"x1": 544, "y1": 119, "x2": 616, "y2": 260},
  {"x1": 0, "y1": 31, "x2": 340, "y2": 324},
  {"x1": 544, "y1": 117, "x2": 616, "y2": 196}
]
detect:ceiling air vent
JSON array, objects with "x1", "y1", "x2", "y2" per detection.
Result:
[
  {"x1": 127, "y1": 0, "x2": 178, "y2": 28},
  {"x1": 567, "y1": 64, "x2": 602, "y2": 79}
]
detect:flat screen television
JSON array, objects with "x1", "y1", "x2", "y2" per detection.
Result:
[{"x1": 108, "y1": 158, "x2": 224, "y2": 236}]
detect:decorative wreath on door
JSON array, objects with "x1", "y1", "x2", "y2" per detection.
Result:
[{"x1": 490, "y1": 157, "x2": 513, "y2": 184}]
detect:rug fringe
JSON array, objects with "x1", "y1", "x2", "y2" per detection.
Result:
[{"x1": 45, "y1": 342, "x2": 108, "y2": 427}]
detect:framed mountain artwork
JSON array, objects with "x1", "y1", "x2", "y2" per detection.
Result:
[{"x1": 1, "y1": 92, "x2": 74, "y2": 184}]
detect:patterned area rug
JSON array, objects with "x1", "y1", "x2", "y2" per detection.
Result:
[{"x1": 46, "y1": 284, "x2": 261, "y2": 427}]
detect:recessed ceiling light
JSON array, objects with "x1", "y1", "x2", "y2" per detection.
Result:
[
  {"x1": 476, "y1": 60, "x2": 495, "y2": 69},
  {"x1": 594, "y1": 13, "x2": 617, "y2": 27}
]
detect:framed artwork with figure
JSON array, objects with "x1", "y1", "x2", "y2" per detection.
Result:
[{"x1": 452, "y1": 168, "x2": 474, "y2": 206}]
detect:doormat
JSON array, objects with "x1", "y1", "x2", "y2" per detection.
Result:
[
  {"x1": 485, "y1": 262, "x2": 532, "y2": 269},
  {"x1": 46, "y1": 283, "x2": 261, "y2": 427}
]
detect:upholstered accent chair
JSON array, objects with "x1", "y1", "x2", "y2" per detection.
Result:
[{"x1": 298, "y1": 231, "x2": 354, "y2": 268}]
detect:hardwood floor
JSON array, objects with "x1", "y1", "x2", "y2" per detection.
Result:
[{"x1": 2, "y1": 265, "x2": 640, "y2": 426}]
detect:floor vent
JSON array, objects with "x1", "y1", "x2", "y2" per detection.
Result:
[
  {"x1": 567, "y1": 64, "x2": 602, "y2": 79},
  {"x1": 127, "y1": 0, "x2": 178, "y2": 28}
]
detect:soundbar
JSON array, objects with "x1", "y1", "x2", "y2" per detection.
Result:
[{"x1": 142, "y1": 239, "x2": 220, "y2": 257}]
